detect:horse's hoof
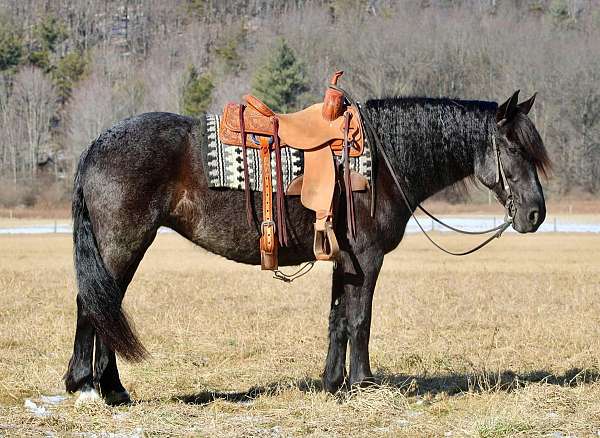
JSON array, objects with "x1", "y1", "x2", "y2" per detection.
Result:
[
  {"x1": 349, "y1": 375, "x2": 376, "y2": 389},
  {"x1": 104, "y1": 390, "x2": 131, "y2": 406},
  {"x1": 75, "y1": 388, "x2": 102, "y2": 406},
  {"x1": 322, "y1": 374, "x2": 346, "y2": 394}
]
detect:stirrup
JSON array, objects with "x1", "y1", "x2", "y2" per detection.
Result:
[{"x1": 313, "y1": 218, "x2": 339, "y2": 261}]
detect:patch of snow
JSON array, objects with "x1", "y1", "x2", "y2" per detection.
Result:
[
  {"x1": 255, "y1": 426, "x2": 284, "y2": 437},
  {"x1": 77, "y1": 428, "x2": 143, "y2": 438},
  {"x1": 40, "y1": 395, "x2": 67, "y2": 405},
  {"x1": 549, "y1": 432, "x2": 576, "y2": 438},
  {"x1": 0, "y1": 225, "x2": 174, "y2": 235},
  {"x1": 24, "y1": 399, "x2": 50, "y2": 417},
  {"x1": 395, "y1": 419, "x2": 409, "y2": 427},
  {"x1": 406, "y1": 410, "x2": 423, "y2": 418}
]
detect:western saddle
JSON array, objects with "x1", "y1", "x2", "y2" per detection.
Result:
[{"x1": 219, "y1": 71, "x2": 367, "y2": 271}]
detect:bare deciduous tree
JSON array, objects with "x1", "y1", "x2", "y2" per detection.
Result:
[{"x1": 11, "y1": 67, "x2": 57, "y2": 180}]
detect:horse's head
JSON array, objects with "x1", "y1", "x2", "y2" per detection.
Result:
[{"x1": 476, "y1": 91, "x2": 550, "y2": 233}]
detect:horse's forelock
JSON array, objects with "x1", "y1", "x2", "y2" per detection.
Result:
[{"x1": 507, "y1": 112, "x2": 551, "y2": 178}]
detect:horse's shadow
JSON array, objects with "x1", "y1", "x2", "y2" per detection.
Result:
[
  {"x1": 173, "y1": 378, "x2": 322, "y2": 405},
  {"x1": 174, "y1": 367, "x2": 600, "y2": 405}
]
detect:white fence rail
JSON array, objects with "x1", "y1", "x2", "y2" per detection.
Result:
[{"x1": 1, "y1": 217, "x2": 599, "y2": 235}]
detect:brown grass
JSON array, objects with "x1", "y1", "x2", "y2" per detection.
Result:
[{"x1": 1, "y1": 232, "x2": 599, "y2": 436}]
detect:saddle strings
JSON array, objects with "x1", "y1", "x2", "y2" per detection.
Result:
[
  {"x1": 239, "y1": 105, "x2": 254, "y2": 227},
  {"x1": 329, "y1": 84, "x2": 513, "y2": 256}
]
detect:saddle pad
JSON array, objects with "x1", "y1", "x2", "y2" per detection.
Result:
[{"x1": 204, "y1": 114, "x2": 373, "y2": 192}]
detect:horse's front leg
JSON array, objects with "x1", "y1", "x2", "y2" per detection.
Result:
[
  {"x1": 345, "y1": 249, "x2": 383, "y2": 387},
  {"x1": 323, "y1": 263, "x2": 349, "y2": 393},
  {"x1": 323, "y1": 249, "x2": 383, "y2": 392}
]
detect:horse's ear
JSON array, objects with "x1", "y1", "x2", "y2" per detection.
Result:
[
  {"x1": 496, "y1": 90, "x2": 520, "y2": 125},
  {"x1": 517, "y1": 92, "x2": 536, "y2": 115}
]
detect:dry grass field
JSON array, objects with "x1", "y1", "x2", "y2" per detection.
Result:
[{"x1": 1, "y1": 231, "x2": 599, "y2": 437}]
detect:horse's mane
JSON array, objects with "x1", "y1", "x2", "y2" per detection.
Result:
[
  {"x1": 365, "y1": 96, "x2": 498, "y2": 112},
  {"x1": 364, "y1": 96, "x2": 550, "y2": 186},
  {"x1": 364, "y1": 96, "x2": 495, "y2": 199}
]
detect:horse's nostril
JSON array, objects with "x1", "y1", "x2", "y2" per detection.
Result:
[{"x1": 528, "y1": 210, "x2": 539, "y2": 224}]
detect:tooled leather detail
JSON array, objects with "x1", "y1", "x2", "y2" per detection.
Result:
[
  {"x1": 244, "y1": 94, "x2": 275, "y2": 117},
  {"x1": 222, "y1": 103, "x2": 274, "y2": 135},
  {"x1": 219, "y1": 102, "x2": 364, "y2": 157}
]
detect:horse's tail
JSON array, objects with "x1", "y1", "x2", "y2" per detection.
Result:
[{"x1": 72, "y1": 152, "x2": 147, "y2": 362}]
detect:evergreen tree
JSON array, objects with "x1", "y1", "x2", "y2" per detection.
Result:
[
  {"x1": 251, "y1": 39, "x2": 309, "y2": 113},
  {"x1": 35, "y1": 16, "x2": 67, "y2": 52},
  {"x1": 52, "y1": 51, "x2": 88, "y2": 102},
  {"x1": 0, "y1": 20, "x2": 23, "y2": 71},
  {"x1": 182, "y1": 65, "x2": 214, "y2": 116},
  {"x1": 215, "y1": 36, "x2": 244, "y2": 75},
  {"x1": 28, "y1": 16, "x2": 68, "y2": 71}
]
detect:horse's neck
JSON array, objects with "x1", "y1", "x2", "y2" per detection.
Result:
[
  {"x1": 380, "y1": 109, "x2": 494, "y2": 205},
  {"x1": 397, "y1": 141, "x2": 479, "y2": 204}
]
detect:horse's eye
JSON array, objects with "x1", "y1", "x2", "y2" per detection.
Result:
[{"x1": 508, "y1": 147, "x2": 518, "y2": 154}]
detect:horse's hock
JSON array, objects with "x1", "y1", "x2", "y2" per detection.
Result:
[{"x1": 218, "y1": 71, "x2": 369, "y2": 271}]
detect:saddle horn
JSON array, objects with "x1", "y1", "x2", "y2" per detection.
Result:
[{"x1": 322, "y1": 70, "x2": 346, "y2": 121}]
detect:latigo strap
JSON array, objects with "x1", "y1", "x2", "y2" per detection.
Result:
[{"x1": 258, "y1": 135, "x2": 278, "y2": 270}]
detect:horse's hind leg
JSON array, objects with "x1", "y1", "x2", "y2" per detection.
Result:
[
  {"x1": 94, "y1": 339, "x2": 128, "y2": 405},
  {"x1": 65, "y1": 212, "x2": 158, "y2": 405},
  {"x1": 64, "y1": 296, "x2": 97, "y2": 400},
  {"x1": 91, "y1": 226, "x2": 158, "y2": 405}
]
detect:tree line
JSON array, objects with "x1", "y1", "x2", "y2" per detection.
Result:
[{"x1": 0, "y1": 0, "x2": 598, "y2": 207}]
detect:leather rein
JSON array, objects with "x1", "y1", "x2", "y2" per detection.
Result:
[{"x1": 331, "y1": 85, "x2": 515, "y2": 257}]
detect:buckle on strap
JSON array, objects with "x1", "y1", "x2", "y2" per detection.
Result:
[{"x1": 261, "y1": 220, "x2": 276, "y2": 234}]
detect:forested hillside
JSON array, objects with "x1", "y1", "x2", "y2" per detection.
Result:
[{"x1": 0, "y1": 0, "x2": 598, "y2": 207}]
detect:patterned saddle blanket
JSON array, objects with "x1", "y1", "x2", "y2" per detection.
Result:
[{"x1": 202, "y1": 114, "x2": 372, "y2": 192}]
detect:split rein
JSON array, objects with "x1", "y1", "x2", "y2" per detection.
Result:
[
  {"x1": 334, "y1": 85, "x2": 515, "y2": 257},
  {"x1": 273, "y1": 88, "x2": 514, "y2": 282}
]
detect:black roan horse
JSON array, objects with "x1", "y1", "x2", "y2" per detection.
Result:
[{"x1": 64, "y1": 90, "x2": 549, "y2": 405}]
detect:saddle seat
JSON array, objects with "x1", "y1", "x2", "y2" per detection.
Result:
[
  {"x1": 218, "y1": 71, "x2": 366, "y2": 272},
  {"x1": 220, "y1": 99, "x2": 364, "y2": 155}
]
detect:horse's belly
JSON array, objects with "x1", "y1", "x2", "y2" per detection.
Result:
[{"x1": 171, "y1": 189, "x2": 317, "y2": 267}]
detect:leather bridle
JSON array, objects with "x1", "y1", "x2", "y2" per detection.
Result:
[
  {"x1": 492, "y1": 134, "x2": 516, "y2": 222},
  {"x1": 333, "y1": 85, "x2": 516, "y2": 256}
]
